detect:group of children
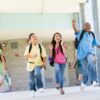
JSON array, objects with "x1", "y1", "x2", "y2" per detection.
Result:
[
  {"x1": 0, "y1": 20, "x2": 100, "y2": 97},
  {"x1": 24, "y1": 32, "x2": 67, "y2": 96}
]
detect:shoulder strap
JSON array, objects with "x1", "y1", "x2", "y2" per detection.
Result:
[
  {"x1": 89, "y1": 31, "x2": 95, "y2": 38},
  {"x1": 76, "y1": 30, "x2": 85, "y2": 49},
  {"x1": 38, "y1": 44, "x2": 43, "y2": 61},
  {"x1": 29, "y1": 44, "x2": 32, "y2": 53},
  {"x1": 38, "y1": 44, "x2": 42, "y2": 55},
  {"x1": 28, "y1": 43, "x2": 43, "y2": 62},
  {"x1": 78, "y1": 30, "x2": 85, "y2": 44}
]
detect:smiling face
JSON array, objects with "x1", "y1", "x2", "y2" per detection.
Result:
[
  {"x1": 54, "y1": 33, "x2": 62, "y2": 43},
  {"x1": 30, "y1": 34, "x2": 38, "y2": 45},
  {"x1": 83, "y1": 22, "x2": 91, "y2": 32}
]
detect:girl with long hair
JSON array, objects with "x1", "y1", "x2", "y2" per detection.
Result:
[{"x1": 49, "y1": 32, "x2": 67, "y2": 94}]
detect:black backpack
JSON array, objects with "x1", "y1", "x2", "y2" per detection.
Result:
[
  {"x1": 75, "y1": 30, "x2": 95, "y2": 49},
  {"x1": 29, "y1": 44, "x2": 43, "y2": 62}
]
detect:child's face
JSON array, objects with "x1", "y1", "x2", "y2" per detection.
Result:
[
  {"x1": 83, "y1": 22, "x2": 91, "y2": 31},
  {"x1": 54, "y1": 34, "x2": 62, "y2": 43},
  {"x1": 30, "y1": 35, "x2": 38, "y2": 44}
]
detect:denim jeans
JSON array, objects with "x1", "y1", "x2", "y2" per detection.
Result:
[
  {"x1": 29, "y1": 66, "x2": 43, "y2": 91},
  {"x1": 80, "y1": 54, "x2": 97, "y2": 85},
  {"x1": 54, "y1": 63, "x2": 66, "y2": 88},
  {"x1": 77, "y1": 60, "x2": 83, "y2": 74}
]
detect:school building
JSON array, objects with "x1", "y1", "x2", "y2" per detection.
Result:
[{"x1": 0, "y1": 0, "x2": 100, "y2": 91}]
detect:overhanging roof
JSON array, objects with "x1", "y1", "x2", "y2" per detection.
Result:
[{"x1": 0, "y1": 0, "x2": 85, "y2": 13}]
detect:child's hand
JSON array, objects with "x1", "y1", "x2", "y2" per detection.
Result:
[
  {"x1": 72, "y1": 20, "x2": 76, "y2": 25},
  {"x1": 61, "y1": 40, "x2": 64, "y2": 46},
  {"x1": 48, "y1": 45, "x2": 53, "y2": 50},
  {"x1": 70, "y1": 65, "x2": 75, "y2": 69},
  {"x1": 33, "y1": 54, "x2": 38, "y2": 58}
]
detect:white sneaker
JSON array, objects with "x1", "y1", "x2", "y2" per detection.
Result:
[
  {"x1": 38, "y1": 88, "x2": 44, "y2": 93},
  {"x1": 80, "y1": 82, "x2": 86, "y2": 91},
  {"x1": 31, "y1": 90, "x2": 36, "y2": 97},
  {"x1": 92, "y1": 81, "x2": 99, "y2": 87},
  {"x1": 81, "y1": 82, "x2": 86, "y2": 88}
]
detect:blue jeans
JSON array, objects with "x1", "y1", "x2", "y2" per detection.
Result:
[
  {"x1": 29, "y1": 66, "x2": 43, "y2": 91},
  {"x1": 80, "y1": 54, "x2": 97, "y2": 85},
  {"x1": 54, "y1": 63, "x2": 66, "y2": 88},
  {"x1": 77, "y1": 60, "x2": 82, "y2": 74}
]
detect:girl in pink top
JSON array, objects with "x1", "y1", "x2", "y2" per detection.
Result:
[{"x1": 49, "y1": 32, "x2": 67, "y2": 95}]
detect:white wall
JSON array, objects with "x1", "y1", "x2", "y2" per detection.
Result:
[
  {"x1": 97, "y1": 0, "x2": 100, "y2": 34},
  {"x1": 0, "y1": 0, "x2": 84, "y2": 13},
  {"x1": 84, "y1": 0, "x2": 94, "y2": 31}
]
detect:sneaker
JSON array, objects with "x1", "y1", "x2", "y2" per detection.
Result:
[
  {"x1": 80, "y1": 82, "x2": 86, "y2": 91},
  {"x1": 38, "y1": 88, "x2": 44, "y2": 93},
  {"x1": 92, "y1": 81, "x2": 99, "y2": 87},
  {"x1": 30, "y1": 90, "x2": 36, "y2": 97}
]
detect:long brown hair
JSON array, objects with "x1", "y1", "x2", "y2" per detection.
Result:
[{"x1": 51, "y1": 32, "x2": 64, "y2": 59}]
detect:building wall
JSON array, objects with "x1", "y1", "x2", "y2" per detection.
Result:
[
  {"x1": 1, "y1": 39, "x2": 76, "y2": 91},
  {"x1": 97, "y1": 0, "x2": 100, "y2": 36},
  {"x1": 0, "y1": 13, "x2": 77, "y2": 41}
]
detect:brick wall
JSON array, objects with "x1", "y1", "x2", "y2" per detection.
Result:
[{"x1": 0, "y1": 39, "x2": 77, "y2": 91}]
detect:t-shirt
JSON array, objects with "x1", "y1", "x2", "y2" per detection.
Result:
[
  {"x1": 0, "y1": 49, "x2": 3, "y2": 75},
  {"x1": 24, "y1": 44, "x2": 47, "y2": 72},
  {"x1": 54, "y1": 47, "x2": 66, "y2": 64},
  {"x1": 75, "y1": 31, "x2": 100, "y2": 60}
]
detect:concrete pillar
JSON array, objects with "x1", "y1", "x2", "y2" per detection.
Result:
[
  {"x1": 79, "y1": 3, "x2": 85, "y2": 25},
  {"x1": 80, "y1": 0, "x2": 100, "y2": 85},
  {"x1": 91, "y1": 0, "x2": 100, "y2": 85}
]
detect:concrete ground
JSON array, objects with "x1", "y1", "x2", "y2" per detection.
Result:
[{"x1": 0, "y1": 86, "x2": 100, "y2": 100}]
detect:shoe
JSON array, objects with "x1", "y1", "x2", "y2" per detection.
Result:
[
  {"x1": 81, "y1": 82, "x2": 86, "y2": 88},
  {"x1": 92, "y1": 81, "x2": 99, "y2": 87},
  {"x1": 60, "y1": 88, "x2": 65, "y2": 95},
  {"x1": 80, "y1": 82, "x2": 86, "y2": 91},
  {"x1": 38, "y1": 88, "x2": 44, "y2": 93},
  {"x1": 56, "y1": 87, "x2": 60, "y2": 89},
  {"x1": 30, "y1": 90, "x2": 36, "y2": 97}
]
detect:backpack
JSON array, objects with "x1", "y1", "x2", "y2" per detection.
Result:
[
  {"x1": 48, "y1": 56, "x2": 54, "y2": 66},
  {"x1": 75, "y1": 30, "x2": 95, "y2": 49},
  {"x1": 28, "y1": 44, "x2": 46, "y2": 69}
]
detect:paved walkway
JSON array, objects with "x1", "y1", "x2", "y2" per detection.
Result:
[{"x1": 0, "y1": 86, "x2": 100, "y2": 100}]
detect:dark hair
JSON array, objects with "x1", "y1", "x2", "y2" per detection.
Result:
[
  {"x1": 0, "y1": 43, "x2": 3, "y2": 62},
  {"x1": 51, "y1": 32, "x2": 64, "y2": 59},
  {"x1": 27, "y1": 33, "x2": 35, "y2": 43},
  {"x1": 0, "y1": 43, "x2": 3, "y2": 51}
]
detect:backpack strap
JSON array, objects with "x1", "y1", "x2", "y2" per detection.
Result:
[
  {"x1": 78, "y1": 30, "x2": 86, "y2": 44},
  {"x1": 75, "y1": 30, "x2": 85, "y2": 49},
  {"x1": 29, "y1": 44, "x2": 32, "y2": 53},
  {"x1": 89, "y1": 31, "x2": 95, "y2": 39},
  {"x1": 76, "y1": 30, "x2": 95, "y2": 49},
  {"x1": 38, "y1": 44, "x2": 43, "y2": 62},
  {"x1": 28, "y1": 43, "x2": 43, "y2": 62}
]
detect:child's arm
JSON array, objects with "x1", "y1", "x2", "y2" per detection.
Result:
[{"x1": 71, "y1": 59, "x2": 77, "y2": 69}]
